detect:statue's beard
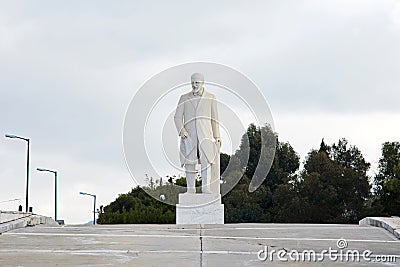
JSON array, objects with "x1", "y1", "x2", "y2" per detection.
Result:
[{"x1": 192, "y1": 85, "x2": 203, "y2": 94}]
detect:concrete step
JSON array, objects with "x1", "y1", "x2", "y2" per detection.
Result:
[
  {"x1": 359, "y1": 217, "x2": 400, "y2": 239},
  {"x1": 0, "y1": 211, "x2": 31, "y2": 223},
  {"x1": 0, "y1": 211, "x2": 59, "y2": 234}
]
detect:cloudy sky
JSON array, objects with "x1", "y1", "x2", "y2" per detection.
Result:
[{"x1": 1, "y1": 0, "x2": 400, "y2": 224}]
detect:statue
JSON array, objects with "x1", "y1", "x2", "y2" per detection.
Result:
[{"x1": 174, "y1": 73, "x2": 221, "y2": 194}]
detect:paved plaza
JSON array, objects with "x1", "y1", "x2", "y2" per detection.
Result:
[{"x1": 0, "y1": 223, "x2": 399, "y2": 266}]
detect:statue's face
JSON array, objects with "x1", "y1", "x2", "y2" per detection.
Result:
[
  {"x1": 191, "y1": 73, "x2": 204, "y2": 93},
  {"x1": 191, "y1": 79, "x2": 204, "y2": 92}
]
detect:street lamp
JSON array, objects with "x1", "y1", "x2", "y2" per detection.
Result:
[
  {"x1": 36, "y1": 168, "x2": 58, "y2": 221},
  {"x1": 79, "y1": 192, "x2": 96, "y2": 225},
  {"x1": 5, "y1": 134, "x2": 30, "y2": 212}
]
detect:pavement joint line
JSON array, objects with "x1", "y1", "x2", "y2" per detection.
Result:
[
  {"x1": 84, "y1": 227, "x2": 363, "y2": 231},
  {"x1": 34, "y1": 226, "x2": 365, "y2": 231},
  {"x1": 0, "y1": 249, "x2": 196, "y2": 254},
  {"x1": 0, "y1": 249, "x2": 259, "y2": 255},
  {"x1": 200, "y1": 236, "x2": 203, "y2": 265},
  {"x1": 40, "y1": 225, "x2": 360, "y2": 230},
  {"x1": 216, "y1": 227, "x2": 364, "y2": 230},
  {"x1": 4, "y1": 232, "x2": 400, "y2": 243},
  {"x1": 0, "y1": 249, "x2": 399, "y2": 259}
]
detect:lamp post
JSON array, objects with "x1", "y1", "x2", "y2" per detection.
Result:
[
  {"x1": 36, "y1": 168, "x2": 58, "y2": 221},
  {"x1": 5, "y1": 134, "x2": 30, "y2": 212},
  {"x1": 79, "y1": 192, "x2": 96, "y2": 225}
]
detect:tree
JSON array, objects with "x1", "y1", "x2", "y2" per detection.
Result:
[
  {"x1": 220, "y1": 153, "x2": 230, "y2": 175},
  {"x1": 275, "y1": 139, "x2": 371, "y2": 223},
  {"x1": 300, "y1": 150, "x2": 342, "y2": 222},
  {"x1": 97, "y1": 186, "x2": 175, "y2": 224},
  {"x1": 374, "y1": 142, "x2": 400, "y2": 215},
  {"x1": 224, "y1": 124, "x2": 298, "y2": 223},
  {"x1": 235, "y1": 123, "x2": 278, "y2": 192},
  {"x1": 223, "y1": 173, "x2": 272, "y2": 223},
  {"x1": 266, "y1": 141, "x2": 299, "y2": 192},
  {"x1": 319, "y1": 138, "x2": 330, "y2": 154},
  {"x1": 331, "y1": 138, "x2": 370, "y2": 175},
  {"x1": 98, "y1": 126, "x2": 381, "y2": 224},
  {"x1": 236, "y1": 123, "x2": 262, "y2": 179},
  {"x1": 271, "y1": 179, "x2": 303, "y2": 222},
  {"x1": 297, "y1": 139, "x2": 371, "y2": 223}
]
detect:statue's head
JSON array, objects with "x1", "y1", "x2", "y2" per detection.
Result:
[{"x1": 191, "y1": 73, "x2": 204, "y2": 93}]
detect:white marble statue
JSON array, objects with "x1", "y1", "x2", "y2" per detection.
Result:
[{"x1": 174, "y1": 73, "x2": 221, "y2": 194}]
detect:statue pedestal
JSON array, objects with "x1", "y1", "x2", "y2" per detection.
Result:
[{"x1": 176, "y1": 193, "x2": 224, "y2": 224}]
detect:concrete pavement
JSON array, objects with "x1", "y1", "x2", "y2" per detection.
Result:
[{"x1": 0, "y1": 223, "x2": 399, "y2": 266}]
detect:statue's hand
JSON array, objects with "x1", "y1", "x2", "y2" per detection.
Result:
[
  {"x1": 180, "y1": 128, "x2": 189, "y2": 139},
  {"x1": 215, "y1": 137, "x2": 221, "y2": 146}
]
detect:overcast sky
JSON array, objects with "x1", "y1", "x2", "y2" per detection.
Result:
[{"x1": 1, "y1": 0, "x2": 400, "y2": 224}]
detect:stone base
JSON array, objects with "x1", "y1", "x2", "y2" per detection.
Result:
[{"x1": 176, "y1": 193, "x2": 224, "y2": 224}]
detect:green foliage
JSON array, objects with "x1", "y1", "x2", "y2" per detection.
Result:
[
  {"x1": 236, "y1": 124, "x2": 277, "y2": 192},
  {"x1": 98, "y1": 125, "x2": 398, "y2": 224},
  {"x1": 220, "y1": 153, "x2": 230, "y2": 174},
  {"x1": 223, "y1": 124, "x2": 295, "y2": 223},
  {"x1": 174, "y1": 177, "x2": 187, "y2": 188},
  {"x1": 236, "y1": 123, "x2": 261, "y2": 179},
  {"x1": 97, "y1": 186, "x2": 175, "y2": 224},
  {"x1": 174, "y1": 177, "x2": 201, "y2": 193},
  {"x1": 271, "y1": 181, "x2": 303, "y2": 222},
  {"x1": 223, "y1": 174, "x2": 272, "y2": 223},
  {"x1": 265, "y1": 141, "x2": 299, "y2": 192},
  {"x1": 374, "y1": 142, "x2": 400, "y2": 215},
  {"x1": 273, "y1": 139, "x2": 372, "y2": 223}
]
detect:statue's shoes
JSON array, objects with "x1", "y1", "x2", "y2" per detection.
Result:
[
  {"x1": 202, "y1": 188, "x2": 212, "y2": 194},
  {"x1": 185, "y1": 189, "x2": 196, "y2": 194}
]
